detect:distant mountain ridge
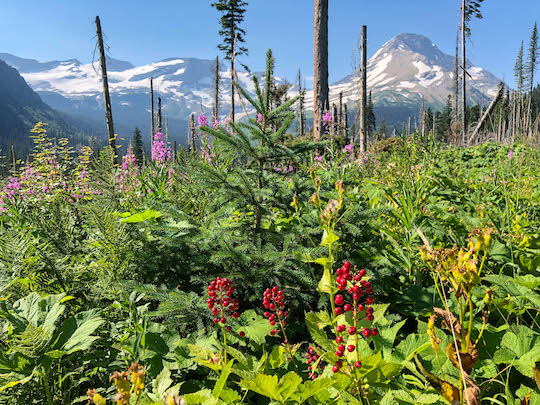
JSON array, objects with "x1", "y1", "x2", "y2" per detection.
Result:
[
  {"x1": 1, "y1": 33, "x2": 504, "y2": 140},
  {"x1": 0, "y1": 58, "x2": 89, "y2": 156}
]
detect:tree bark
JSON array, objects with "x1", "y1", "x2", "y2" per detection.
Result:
[
  {"x1": 359, "y1": 25, "x2": 367, "y2": 151},
  {"x1": 95, "y1": 16, "x2": 117, "y2": 165},
  {"x1": 461, "y1": 0, "x2": 467, "y2": 144},
  {"x1": 157, "y1": 97, "x2": 162, "y2": 133},
  {"x1": 468, "y1": 85, "x2": 504, "y2": 144},
  {"x1": 214, "y1": 56, "x2": 220, "y2": 123},
  {"x1": 313, "y1": 0, "x2": 329, "y2": 141},
  {"x1": 150, "y1": 77, "x2": 155, "y2": 137}
]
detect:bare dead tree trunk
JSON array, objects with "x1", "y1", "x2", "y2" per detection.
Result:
[
  {"x1": 454, "y1": 33, "x2": 460, "y2": 124},
  {"x1": 408, "y1": 117, "x2": 411, "y2": 136},
  {"x1": 150, "y1": 77, "x2": 155, "y2": 137},
  {"x1": 344, "y1": 104, "x2": 348, "y2": 140},
  {"x1": 173, "y1": 140, "x2": 177, "y2": 161},
  {"x1": 511, "y1": 90, "x2": 516, "y2": 142},
  {"x1": 213, "y1": 55, "x2": 220, "y2": 123},
  {"x1": 157, "y1": 97, "x2": 162, "y2": 133},
  {"x1": 189, "y1": 113, "x2": 196, "y2": 152},
  {"x1": 469, "y1": 85, "x2": 504, "y2": 144},
  {"x1": 338, "y1": 92, "x2": 343, "y2": 137},
  {"x1": 360, "y1": 25, "x2": 368, "y2": 151},
  {"x1": 420, "y1": 96, "x2": 425, "y2": 141},
  {"x1": 230, "y1": 30, "x2": 235, "y2": 124},
  {"x1": 313, "y1": 0, "x2": 329, "y2": 141},
  {"x1": 298, "y1": 69, "x2": 305, "y2": 137},
  {"x1": 95, "y1": 16, "x2": 117, "y2": 165},
  {"x1": 461, "y1": 0, "x2": 467, "y2": 144},
  {"x1": 332, "y1": 103, "x2": 338, "y2": 137},
  {"x1": 11, "y1": 144, "x2": 16, "y2": 173}
]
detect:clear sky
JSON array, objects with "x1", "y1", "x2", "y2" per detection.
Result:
[{"x1": 2, "y1": 0, "x2": 539, "y2": 87}]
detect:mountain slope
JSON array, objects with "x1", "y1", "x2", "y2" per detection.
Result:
[
  {"x1": 2, "y1": 33, "x2": 503, "y2": 139},
  {"x1": 0, "y1": 58, "x2": 88, "y2": 156},
  {"x1": 320, "y1": 33, "x2": 502, "y2": 127}
]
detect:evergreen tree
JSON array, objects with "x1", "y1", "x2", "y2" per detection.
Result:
[
  {"x1": 379, "y1": 119, "x2": 388, "y2": 140},
  {"x1": 526, "y1": 23, "x2": 539, "y2": 131},
  {"x1": 211, "y1": 0, "x2": 248, "y2": 124},
  {"x1": 526, "y1": 23, "x2": 539, "y2": 95},
  {"x1": 424, "y1": 107, "x2": 434, "y2": 136},
  {"x1": 515, "y1": 41, "x2": 525, "y2": 94},
  {"x1": 366, "y1": 91, "x2": 376, "y2": 138},
  {"x1": 441, "y1": 95, "x2": 453, "y2": 136},
  {"x1": 132, "y1": 127, "x2": 144, "y2": 166}
]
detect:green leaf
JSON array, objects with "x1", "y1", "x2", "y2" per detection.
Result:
[
  {"x1": 120, "y1": 209, "x2": 161, "y2": 223},
  {"x1": 321, "y1": 230, "x2": 339, "y2": 247},
  {"x1": 213, "y1": 359, "x2": 234, "y2": 399},
  {"x1": 278, "y1": 372, "x2": 302, "y2": 400},
  {"x1": 54, "y1": 309, "x2": 104, "y2": 354},
  {"x1": 318, "y1": 267, "x2": 334, "y2": 294}
]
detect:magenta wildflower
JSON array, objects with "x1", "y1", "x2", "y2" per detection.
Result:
[
  {"x1": 508, "y1": 150, "x2": 514, "y2": 159},
  {"x1": 198, "y1": 115, "x2": 208, "y2": 128}
]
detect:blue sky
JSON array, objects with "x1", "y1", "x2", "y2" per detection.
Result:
[{"x1": 2, "y1": 0, "x2": 539, "y2": 86}]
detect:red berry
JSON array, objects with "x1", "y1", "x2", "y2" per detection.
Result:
[
  {"x1": 367, "y1": 314, "x2": 374, "y2": 321},
  {"x1": 270, "y1": 320, "x2": 275, "y2": 326},
  {"x1": 348, "y1": 326, "x2": 357, "y2": 335},
  {"x1": 226, "y1": 326, "x2": 232, "y2": 331},
  {"x1": 354, "y1": 361, "x2": 362, "y2": 368},
  {"x1": 347, "y1": 345, "x2": 355, "y2": 352},
  {"x1": 337, "y1": 344, "x2": 345, "y2": 352},
  {"x1": 332, "y1": 365, "x2": 339, "y2": 373},
  {"x1": 233, "y1": 312, "x2": 239, "y2": 318},
  {"x1": 335, "y1": 336, "x2": 343, "y2": 343},
  {"x1": 264, "y1": 311, "x2": 270, "y2": 317},
  {"x1": 221, "y1": 317, "x2": 227, "y2": 324},
  {"x1": 335, "y1": 295, "x2": 344, "y2": 306},
  {"x1": 335, "y1": 361, "x2": 343, "y2": 368},
  {"x1": 352, "y1": 293, "x2": 360, "y2": 301},
  {"x1": 367, "y1": 307, "x2": 374, "y2": 314},
  {"x1": 270, "y1": 330, "x2": 276, "y2": 336},
  {"x1": 343, "y1": 261, "x2": 350, "y2": 271},
  {"x1": 362, "y1": 328, "x2": 371, "y2": 337},
  {"x1": 343, "y1": 304, "x2": 352, "y2": 312},
  {"x1": 269, "y1": 303, "x2": 276, "y2": 311},
  {"x1": 366, "y1": 296, "x2": 375, "y2": 305},
  {"x1": 239, "y1": 331, "x2": 245, "y2": 337},
  {"x1": 358, "y1": 304, "x2": 365, "y2": 312},
  {"x1": 359, "y1": 269, "x2": 367, "y2": 277},
  {"x1": 334, "y1": 307, "x2": 342, "y2": 315},
  {"x1": 213, "y1": 318, "x2": 219, "y2": 324},
  {"x1": 354, "y1": 274, "x2": 362, "y2": 282},
  {"x1": 371, "y1": 328, "x2": 379, "y2": 337}
]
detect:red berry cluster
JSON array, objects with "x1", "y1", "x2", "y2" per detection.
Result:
[
  {"x1": 207, "y1": 277, "x2": 240, "y2": 324},
  {"x1": 332, "y1": 262, "x2": 379, "y2": 373},
  {"x1": 263, "y1": 286, "x2": 289, "y2": 337},
  {"x1": 305, "y1": 346, "x2": 325, "y2": 379}
]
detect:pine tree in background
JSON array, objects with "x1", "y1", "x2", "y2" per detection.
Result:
[
  {"x1": 366, "y1": 91, "x2": 376, "y2": 138},
  {"x1": 514, "y1": 41, "x2": 525, "y2": 136},
  {"x1": 211, "y1": 0, "x2": 248, "y2": 124},
  {"x1": 132, "y1": 127, "x2": 143, "y2": 167},
  {"x1": 526, "y1": 23, "x2": 539, "y2": 132}
]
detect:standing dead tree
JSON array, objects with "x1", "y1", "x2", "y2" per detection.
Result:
[
  {"x1": 359, "y1": 25, "x2": 368, "y2": 151},
  {"x1": 95, "y1": 16, "x2": 117, "y2": 165},
  {"x1": 313, "y1": 0, "x2": 329, "y2": 141}
]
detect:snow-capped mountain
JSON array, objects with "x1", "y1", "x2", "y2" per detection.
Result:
[
  {"x1": 0, "y1": 33, "x2": 503, "y2": 141},
  {"x1": 317, "y1": 33, "x2": 502, "y2": 123}
]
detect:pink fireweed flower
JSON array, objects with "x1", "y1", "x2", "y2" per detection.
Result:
[
  {"x1": 257, "y1": 113, "x2": 263, "y2": 123},
  {"x1": 151, "y1": 132, "x2": 171, "y2": 163},
  {"x1": 508, "y1": 149, "x2": 514, "y2": 159},
  {"x1": 198, "y1": 115, "x2": 208, "y2": 127},
  {"x1": 343, "y1": 142, "x2": 354, "y2": 155},
  {"x1": 322, "y1": 112, "x2": 334, "y2": 133}
]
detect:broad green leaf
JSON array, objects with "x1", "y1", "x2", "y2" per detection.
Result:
[
  {"x1": 54, "y1": 309, "x2": 104, "y2": 354},
  {"x1": 213, "y1": 359, "x2": 234, "y2": 399},
  {"x1": 321, "y1": 230, "x2": 339, "y2": 247}
]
